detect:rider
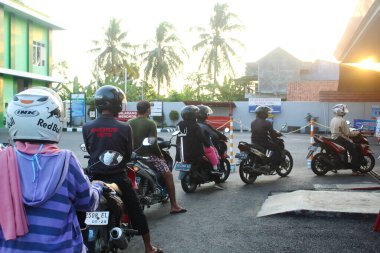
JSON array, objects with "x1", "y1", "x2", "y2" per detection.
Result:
[
  {"x1": 250, "y1": 105, "x2": 282, "y2": 168},
  {"x1": 128, "y1": 100, "x2": 186, "y2": 214},
  {"x1": 176, "y1": 105, "x2": 211, "y2": 165},
  {"x1": 82, "y1": 85, "x2": 162, "y2": 253},
  {"x1": 196, "y1": 105, "x2": 228, "y2": 171},
  {"x1": 330, "y1": 103, "x2": 361, "y2": 176},
  {"x1": 0, "y1": 87, "x2": 102, "y2": 252}
]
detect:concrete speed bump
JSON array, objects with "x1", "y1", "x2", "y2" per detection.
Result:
[{"x1": 257, "y1": 190, "x2": 380, "y2": 217}]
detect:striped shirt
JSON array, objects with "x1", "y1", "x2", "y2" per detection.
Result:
[{"x1": 0, "y1": 151, "x2": 102, "y2": 253}]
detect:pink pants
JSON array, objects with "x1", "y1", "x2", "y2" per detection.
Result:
[{"x1": 204, "y1": 146, "x2": 219, "y2": 166}]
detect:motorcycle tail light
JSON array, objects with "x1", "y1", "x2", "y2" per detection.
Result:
[
  {"x1": 133, "y1": 166, "x2": 139, "y2": 172},
  {"x1": 120, "y1": 214, "x2": 129, "y2": 223}
]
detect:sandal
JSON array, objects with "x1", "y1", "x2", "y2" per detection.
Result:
[
  {"x1": 351, "y1": 171, "x2": 363, "y2": 176},
  {"x1": 152, "y1": 247, "x2": 164, "y2": 253}
]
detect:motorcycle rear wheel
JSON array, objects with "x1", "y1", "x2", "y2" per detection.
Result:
[
  {"x1": 181, "y1": 173, "x2": 197, "y2": 193},
  {"x1": 358, "y1": 154, "x2": 375, "y2": 173},
  {"x1": 276, "y1": 150, "x2": 293, "y2": 177},
  {"x1": 239, "y1": 158, "x2": 258, "y2": 184},
  {"x1": 311, "y1": 153, "x2": 329, "y2": 176},
  {"x1": 219, "y1": 158, "x2": 231, "y2": 183}
]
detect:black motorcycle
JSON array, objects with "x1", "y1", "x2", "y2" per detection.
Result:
[
  {"x1": 80, "y1": 146, "x2": 138, "y2": 253},
  {"x1": 237, "y1": 130, "x2": 293, "y2": 184},
  {"x1": 174, "y1": 129, "x2": 231, "y2": 193},
  {"x1": 133, "y1": 133, "x2": 176, "y2": 210}
]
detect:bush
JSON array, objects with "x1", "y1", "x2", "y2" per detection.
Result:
[{"x1": 169, "y1": 110, "x2": 179, "y2": 121}]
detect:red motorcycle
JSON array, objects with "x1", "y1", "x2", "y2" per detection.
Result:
[{"x1": 306, "y1": 133, "x2": 375, "y2": 175}]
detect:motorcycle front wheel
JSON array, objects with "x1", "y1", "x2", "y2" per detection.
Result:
[
  {"x1": 311, "y1": 153, "x2": 329, "y2": 176},
  {"x1": 276, "y1": 150, "x2": 293, "y2": 177},
  {"x1": 181, "y1": 173, "x2": 197, "y2": 193},
  {"x1": 239, "y1": 158, "x2": 258, "y2": 184},
  {"x1": 358, "y1": 154, "x2": 375, "y2": 173},
  {"x1": 219, "y1": 158, "x2": 231, "y2": 183}
]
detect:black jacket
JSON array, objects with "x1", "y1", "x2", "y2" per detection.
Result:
[
  {"x1": 176, "y1": 120, "x2": 210, "y2": 163},
  {"x1": 82, "y1": 114, "x2": 133, "y2": 175},
  {"x1": 251, "y1": 118, "x2": 280, "y2": 144}
]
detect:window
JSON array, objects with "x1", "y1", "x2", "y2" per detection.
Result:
[{"x1": 33, "y1": 41, "x2": 46, "y2": 66}]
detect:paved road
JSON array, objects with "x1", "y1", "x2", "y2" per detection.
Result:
[{"x1": 2, "y1": 129, "x2": 380, "y2": 252}]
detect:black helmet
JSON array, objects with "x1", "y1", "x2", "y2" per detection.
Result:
[
  {"x1": 255, "y1": 106, "x2": 271, "y2": 119},
  {"x1": 181, "y1": 105, "x2": 199, "y2": 121},
  {"x1": 197, "y1": 105, "x2": 213, "y2": 122},
  {"x1": 94, "y1": 85, "x2": 126, "y2": 116}
]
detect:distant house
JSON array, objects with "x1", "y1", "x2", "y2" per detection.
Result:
[
  {"x1": 0, "y1": 0, "x2": 63, "y2": 128},
  {"x1": 245, "y1": 47, "x2": 339, "y2": 100}
]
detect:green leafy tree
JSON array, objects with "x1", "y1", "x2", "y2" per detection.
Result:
[
  {"x1": 90, "y1": 18, "x2": 138, "y2": 87},
  {"x1": 192, "y1": 3, "x2": 244, "y2": 84},
  {"x1": 185, "y1": 72, "x2": 211, "y2": 101},
  {"x1": 141, "y1": 21, "x2": 188, "y2": 98}
]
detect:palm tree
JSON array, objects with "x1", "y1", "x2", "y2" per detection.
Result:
[
  {"x1": 90, "y1": 18, "x2": 137, "y2": 85},
  {"x1": 141, "y1": 22, "x2": 188, "y2": 97},
  {"x1": 192, "y1": 3, "x2": 244, "y2": 84}
]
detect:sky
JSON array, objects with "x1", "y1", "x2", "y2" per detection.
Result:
[{"x1": 23, "y1": 0, "x2": 359, "y2": 89}]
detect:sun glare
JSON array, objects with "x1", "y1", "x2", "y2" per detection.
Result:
[{"x1": 354, "y1": 58, "x2": 380, "y2": 71}]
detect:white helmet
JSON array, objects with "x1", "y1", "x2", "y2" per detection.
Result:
[
  {"x1": 6, "y1": 87, "x2": 64, "y2": 143},
  {"x1": 332, "y1": 104, "x2": 349, "y2": 116}
]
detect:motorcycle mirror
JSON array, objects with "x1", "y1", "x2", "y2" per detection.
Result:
[
  {"x1": 224, "y1": 128, "x2": 230, "y2": 133},
  {"x1": 98, "y1": 150, "x2": 124, "y2": 166},
  {"x1": 80, "y1": 143, "x2": 87, "y2": 152},
  {"x1": 142, "y1": 137, "x2": 156, "y2": 146}
]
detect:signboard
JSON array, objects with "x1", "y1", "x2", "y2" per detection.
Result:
[
  {"x1": 248, "y1": 98, "x2": 281, "y2": 113},
  {"x1": 117, "y1": 111, "x2": 137, "y2": 122},
  {"x1": 353, "y1": 119, "x2": 376, "y2": 135},
  {"x1": 151, "y1": 101, "x2": 163, "y2": 116},
  {"x1": 71, "y1": 93, "x2": 85, "y2": 117}
]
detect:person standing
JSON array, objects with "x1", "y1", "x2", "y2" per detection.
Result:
[{"x1": 128, "y1": 101, "x2": 186, "y2": 214}]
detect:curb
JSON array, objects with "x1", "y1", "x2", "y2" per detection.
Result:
[
  {"x1": 63, "y1": 128, "x2": 82, "y2": 132},
  {"x1": 273, "y1": 210, "x2": 378, "y2": 219}
]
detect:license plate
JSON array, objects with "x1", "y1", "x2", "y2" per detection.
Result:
[
  {"x1": 174, "y1": 162, "x2": 192, "y2": 171},
  {"x1": 85, "y1": 211, "x2": 109, "y2": 225},
  {"x1": 239, "y1": 152, "x2": 248, "y2": 160}
]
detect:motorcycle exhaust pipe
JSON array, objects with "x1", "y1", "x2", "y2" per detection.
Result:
[{"x1": 109, "y1": 227, "x2": 128, "y2": 250}]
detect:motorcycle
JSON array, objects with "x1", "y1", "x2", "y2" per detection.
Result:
[
  {"x1": 133, "y1": 133, "x2": 177, "y2": 210},
  {"x1": 174, "y1": 128, "x2": 231, "y2": 193},
  {"x1": 236, "y1": 129, "x2": 293, "y2": 184},
  {"x1": 80, "y1": 145, "x2": 138, "y2": 253},
  {"x1": 306, "y1": 128, "x2": 375, "y2": 175}
]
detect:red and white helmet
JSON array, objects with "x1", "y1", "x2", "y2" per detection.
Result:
[
  {"x1": 6, "y1": 87, "x2": 64, "y2": 143},
  {"x1": 332, "y1": 104, "x2": 349, "y2": 116}
]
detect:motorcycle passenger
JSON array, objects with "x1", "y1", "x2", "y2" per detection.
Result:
[
  {"x1": 330, "y1": 104, "x2": 361, "y2": 176},
  {"x1": 177, "y1": 105, "x2": 224, "y2": 189},
  {"x1": 0, "y1": 87, "x2": 102, "y2": 252},
  {"x1": 251, "y1": 106, "x2": 282, "y2": 168},
  {"x1": 196, "y1": 105, "x2": 228, "y2": 171},
  {"x1": 82, "y1": 85, "x2": 162, "y2": 253},
  {"x1": 128, "y1": 100, "x2": 186, "y2": 215}
]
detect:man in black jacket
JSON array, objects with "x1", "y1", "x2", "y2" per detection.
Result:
[
  {"x1": 251, "y1": 106, "x2": 281, "y2": 167},
  {"x1": 82, "y1": 85, "x2": 162, "y2": 253}
]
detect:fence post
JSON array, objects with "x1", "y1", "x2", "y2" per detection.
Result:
[
  {"x1": 307, "y1": 119, "x2": 314, "y2": 169},
  {"x1": 229, "y1": 115, "x2": 235, "y2": 172}
]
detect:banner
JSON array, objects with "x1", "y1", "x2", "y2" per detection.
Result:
[
  {"x1": 248, "y1": 98, "x2": 281, "y2": 113},
  {"x1": 117, "y1": 111, "x2": 137, "y2": 122}
]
